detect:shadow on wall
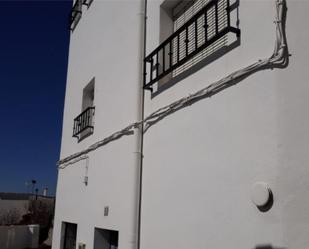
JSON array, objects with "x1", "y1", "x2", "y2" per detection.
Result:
[
  {"x1": 257, "y1": 189, "x2": 274, "y2": 213},
  {"x1": 153, "y1": 38, "x2": 241, "y2": 97},
  {"x1": 256, "y1": 244, "x2": 286, "y2": 249}
]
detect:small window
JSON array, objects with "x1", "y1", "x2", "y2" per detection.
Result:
[
  {"x1": 82, "y1": 78, "x2": 95, "y2": 112},
  {"x1": 61, "y1": 222, "x2": 77, "y2": 249},
  {"x1": 94, "y1": 228, "x2": 119, "y2": 249},
  {"x1": 73, "y1": 78, "x2": 95, "y2": 140}
]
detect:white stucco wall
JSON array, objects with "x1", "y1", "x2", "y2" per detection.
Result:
[
  {"x1": 142, "y1": 1, "x2": 309, "y2": 249},
  {"x1": 53, "y1": 1, "x2": 144, "y2": 249},
  {"x1": 53, "y1": 1, "x2": 309, "y2": 249}
]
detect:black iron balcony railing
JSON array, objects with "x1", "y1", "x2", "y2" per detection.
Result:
[
  {"x1": 70, "y1": 0, "x2": 82, "y2": 31},
  {"x1": 82, "y1": 0, "x2": 94, "y2": 8},
  {"x1": 73, "y1": 106, "x2": 95, "y2": 139},
  {"x1": 69, "y1": 0, "x2": 94, "y2": 31},
  {"x1": 143, "y1": 0, "x2": 240, "y2": 90}
]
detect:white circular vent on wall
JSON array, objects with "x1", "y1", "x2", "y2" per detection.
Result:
[{"x1": 251, "y1": 182, "x2": 273, "y2": 211}]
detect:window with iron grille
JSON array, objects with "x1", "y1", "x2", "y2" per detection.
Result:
[
  {"x1": 172, "y1": 0, "x2": 228, "y2": 77},
  {"x1": 70, "y1": 0, "x2": 82, "y2": 31},
  {"x1": 73, "y1": 78, "x2": 95, "y2": 141},
  {"x1": 144, "y1": 0, "x2": 240, "y2": 91},
  {"x1": 69, "y1": 0, "x2": 94, "y2": 31}
]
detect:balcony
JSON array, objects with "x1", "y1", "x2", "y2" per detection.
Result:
[
  {"x1": 69, "y1": 0, "x2": 82, "y2": 31},
  {"x1": 72, "y1": 107, "x2": 95, "y2": 140},
  {"x1": 144, "y1": 0, "x2": 240, "y2": 90},
  {"x1": 82, "y1": 0, "x2": 94, "y2": 8}
]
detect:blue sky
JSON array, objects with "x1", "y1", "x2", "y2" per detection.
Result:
[{"x1": 0, "y1": 1, "x2": 72, "y2": 195}]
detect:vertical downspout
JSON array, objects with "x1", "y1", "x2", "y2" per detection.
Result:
[{"x1": 136, "y1": 0, "x2": 147, "y2": 249}]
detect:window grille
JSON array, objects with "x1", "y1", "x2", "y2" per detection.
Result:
[
  {"x1": 172, "y1": 0, "x2": 228, "y2": 77},
  {"x1": 69, "y1": 0, "x2": 93, "y2": 31},
  {"x1": 82, "y1": 0, "x2": 94, "y2": 8},
  {"x1": 70, "y1": 0, "x2": 82, "y2": 31},
  {"x1": 72, "y1": 107, "x2": 95, "y2": 139},
  {"x1": 73, "y1": 79, "x2": 95, "y2": 140},
  {"x1": 144, "y1": 0, "x2": 240, "y2": 90}
]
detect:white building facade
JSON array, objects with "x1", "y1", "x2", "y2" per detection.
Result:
[{"x1": 52, "y1": 1, "x2": 309, "y2": 249}]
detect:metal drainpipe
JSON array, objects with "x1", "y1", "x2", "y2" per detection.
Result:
[{"x1": 135, "y1": 0, "x2": 147, "y2": 249}]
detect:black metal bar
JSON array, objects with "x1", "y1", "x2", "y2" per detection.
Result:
[
  {"x1": 229, "y1": 26, "x2": 241, "y2": 37},
  {"x1": 215, "y1": 3, "x2": 219, "y2": 34},
  {"x1": 169, "y1": 41, "x2": 172, "y2": 69},
  {"x1": 156, "y1": 53, "x2": 159, "y2": 78},
  {"x1": 150, "y1": 58, "x2": 153, "y2": 82},
  {"x1": 143, "y1": 59, "x2": 147, "y2": 88},
  {"x1": 82, "y1": 114, "x2": 85, "y2": 132},
  {"x1": 82, "y1": 0, "x2": 94, "y2": 8},
  {"x1": 226, "y1": 0, "x2": 231, "y2": 27},
  {"x1": 86, "y1": 111, "x2": 88, "y2": 128},
  {"x1": 73, "y1": 121, "x2": 76, "y2": 137},
  {"x1": 204, "y1": 11, "x2": 208, "y2": 42},
  {"x1": 162, "y1": 47, "x2": 165, "y2": 72}
]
